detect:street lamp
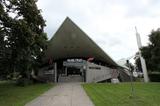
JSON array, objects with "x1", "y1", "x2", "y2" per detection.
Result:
[{"x1": 126, "y1": 60, "x2": 134, "y2": 98}]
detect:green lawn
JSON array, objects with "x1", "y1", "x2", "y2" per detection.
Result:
[
  {"x1": 0, "y1": 81, "x2": 53, "y2": 106},
  {"x1": 83, "y1": 82, "x2": 160, "y2": 106}
]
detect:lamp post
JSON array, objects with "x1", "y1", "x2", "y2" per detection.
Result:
[{"x1": 126, "y1": 60, "x2": 134, "y2": 98}]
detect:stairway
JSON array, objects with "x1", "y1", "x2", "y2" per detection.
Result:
[{"x1": 58, "y1": 75, "x2": 83, "y2": 83}]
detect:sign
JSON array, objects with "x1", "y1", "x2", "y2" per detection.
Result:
[
  {"x1": 133, "y1": 71, "x2": 138, "y2": 77},
  {"x1": 87, "y1": 57, "x2": 94, "y2": 62}
]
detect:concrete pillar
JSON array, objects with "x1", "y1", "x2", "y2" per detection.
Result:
[
  {"x1": 135, "y1": 27, "x2": 149, "y2": 82},
  {"x1": 83, "y1": 65, "x2": 87, "y2": 82},
  {"x1": 65, "y1": 67, "x2": 67, "y2": 76},
  {"x1": 140, "y1": 56, "x2": 149, "y2": 82},
  {"x1": 52, "y1": 65, "x2": 54, "y2": 82},
  {"x1": 54, "y1": 62, "x2": 57, "y2": 83}
]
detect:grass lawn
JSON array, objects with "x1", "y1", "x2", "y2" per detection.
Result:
[
  {"x1": 0, "y1": 81, "x2": 53, "y2": 106},
  {"x1": 83, "y1": 82, "x2": 160, "y2": 106}
]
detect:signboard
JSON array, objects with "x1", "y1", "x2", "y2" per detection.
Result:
[{"x1": 133, "y1": 71, "x2": 138, "y2": 77}]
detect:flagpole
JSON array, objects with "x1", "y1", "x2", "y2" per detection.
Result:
[{"x1": 135, "y1": 27, "x2": 149, "y2": 82}]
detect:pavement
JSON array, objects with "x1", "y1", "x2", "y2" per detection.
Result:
[{"x1": 25, "y1": 83, "x2": 94, "y2": 106}]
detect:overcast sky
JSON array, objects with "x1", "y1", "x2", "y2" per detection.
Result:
[{"x1": 37, "y1": 0, "x2": 160, "y2": 61}]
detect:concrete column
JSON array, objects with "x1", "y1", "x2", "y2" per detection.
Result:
[
  {"x1": 135, "y1": 27, "x2": 149, "y2": 82},
  {"x1": 83, "y1": 64, "x2": 87, "y2": 82},
  {"x1": 54, "y1": 62, "x2": 57, "y2": 83},
  {"x1": 140, "y1": 56, "x2": 149, "y2": 82},
  {"x1": 52, "y1": 65, "x2": 54, "y2": 82},
  {"x1": 65, "y1": 67, "x2": 67, "y2": 76},
  {"x1": 80, "y1": 68, "x2": 83, "y2": 76}
]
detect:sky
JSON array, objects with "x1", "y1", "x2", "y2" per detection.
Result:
[{"x1": 37, "y1": 0, "x2": 160, "y2": 61}]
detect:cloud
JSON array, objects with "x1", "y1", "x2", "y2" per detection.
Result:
[{"x1": 37, "y1": 0, "x2": 160, "y2": 61}]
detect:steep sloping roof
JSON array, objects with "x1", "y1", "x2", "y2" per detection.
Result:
[{"x1": 44, "y1": 17, "x2": 118, "y2": 66}]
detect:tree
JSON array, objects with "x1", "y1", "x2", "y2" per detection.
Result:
[
  {"x1": 141, "y1": 28, "x2": 160, "y2": 72},
  {"x1": 135, "y1": 57, "x2": 142, "y2": 72},
  {"x1": 0, "y1": 2, "x2": 13, "y2": 78},
  {"x1": 0, "y1": 0, "x2": 47, "y2": 80}
]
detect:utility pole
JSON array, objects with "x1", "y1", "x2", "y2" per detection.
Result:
[{"x1": 135, "y1": 27, "x2": 149, "y2": 82}]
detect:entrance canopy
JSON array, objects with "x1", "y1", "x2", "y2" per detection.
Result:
[{"x1": 43, "y1": 17, "x2": 118, "y2": 67}]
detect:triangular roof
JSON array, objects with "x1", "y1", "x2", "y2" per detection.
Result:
[{"x1": 44, "y1": 17, "x2": 118, "y2": 67}]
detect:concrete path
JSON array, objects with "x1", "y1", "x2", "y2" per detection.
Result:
[{"x1": 25, "y1": 83, "x2": 94, "y2": 106}]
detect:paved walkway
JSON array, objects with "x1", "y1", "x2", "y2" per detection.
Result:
[{"x1": 25, "y1": 83, "x2": 94, "y2": 106}]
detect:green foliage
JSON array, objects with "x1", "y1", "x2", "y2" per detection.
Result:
[
  {"x1": 0, "y1": 0, "x2": 47, "y2": 79},
  {"x1": 16, "y1": 77, "x2": 33, "y2": 86},
  {"x1": 141, "y1": 29, "x2": 160, "y2": 72},
  {"x1": 149, "y1": 73, "x2": 160, "y2": 82},
  {"x1": 135, "y1": 57, "x2": 142, "y2": 72}
]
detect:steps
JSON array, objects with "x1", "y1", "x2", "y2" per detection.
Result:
[{"x1": 58, "y1": 75, "x2": 83, "y2": 82}]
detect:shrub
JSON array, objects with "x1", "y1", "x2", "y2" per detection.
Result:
[
  {"x1": 149, "y1": 72, "x2": 160, "y2": 82},
  {"x1": 16, "y1": 77, "x2": 33, "y2": 86}
]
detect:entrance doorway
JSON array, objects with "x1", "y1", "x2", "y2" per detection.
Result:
[
  {"x1": 58, "y1": 67, "x2": 84, "y2": 83},
  {"x1": 57, "y1": 59, "x2": 86, "y2": 83},
  {"x1": 67, "y1": 67, "x2": 82, "y2": 76}
]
